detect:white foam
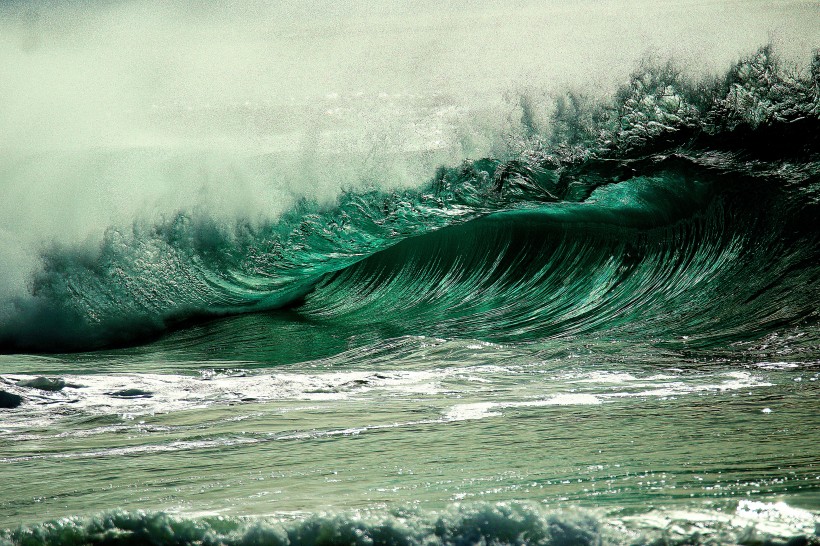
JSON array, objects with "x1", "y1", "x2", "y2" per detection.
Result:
[
  {"x1": 0, "y1": 369, "x2": 448, "y2": 425},
  {"x1": 444, "y1": 402, "x2": 501, "y2": 421},
  {"x1": 444, "y1": 393, "x2": 602, "y2": 421},
  {"x1": 620, "y1": 501, "x2": 819, "y2": 543}
]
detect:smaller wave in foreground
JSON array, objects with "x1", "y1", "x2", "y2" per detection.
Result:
[{"x1": 3, "y1": 501, "x2": 818, "y2": 546}]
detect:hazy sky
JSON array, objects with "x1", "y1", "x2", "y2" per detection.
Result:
[{"x1": 0, "y1": 0, "x2": 817, "y2": 150}]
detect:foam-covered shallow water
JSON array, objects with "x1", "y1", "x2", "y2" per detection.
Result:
[{"x1": 1, "y1": 339, "x2": 818, "y2": 543}]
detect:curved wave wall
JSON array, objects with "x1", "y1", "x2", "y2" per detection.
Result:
[{"x1": 1, "y1": 47, "x2": 819, "y2": 355}]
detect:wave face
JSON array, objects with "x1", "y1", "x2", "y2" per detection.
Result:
[{"x1": 2, "y1": 46, "x2": 818, "y2": 354}]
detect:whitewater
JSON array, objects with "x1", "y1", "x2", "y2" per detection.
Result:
[{"x1": 1, "y1": 1, "x2": 819, "y2": 545}]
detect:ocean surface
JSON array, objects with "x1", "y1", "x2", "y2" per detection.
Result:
[{"x1": 1, "y1": 3, "x2": 820, "y2": 544}]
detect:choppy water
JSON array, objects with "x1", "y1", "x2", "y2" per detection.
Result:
[{"x1": 1, "y1": 13, "x2": 820, "y2": 545}]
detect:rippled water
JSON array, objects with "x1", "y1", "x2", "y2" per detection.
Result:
[{"x1": 2, "y1": 332, "x2": 819, "y2": 543}]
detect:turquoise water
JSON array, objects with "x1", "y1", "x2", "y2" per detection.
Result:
[{"x1": 1, "y1": 45, "x2": 820, "y2": 545}]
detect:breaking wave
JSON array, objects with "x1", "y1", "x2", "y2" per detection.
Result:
[{"x1": 1, "y1": 46, "x2": 819, "y2": 353}]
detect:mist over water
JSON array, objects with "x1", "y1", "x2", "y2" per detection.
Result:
[{"x1": 1, "y1": 0, "x2": 817, "y2": 246}]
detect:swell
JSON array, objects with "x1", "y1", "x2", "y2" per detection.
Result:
[{"x1": 1, "y1": 46, "x2": 818, "y2": 354}]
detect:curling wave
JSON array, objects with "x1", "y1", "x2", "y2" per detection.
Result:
[{"x1": 1, "y1": 46, "x2": 819, "y2": 353}]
